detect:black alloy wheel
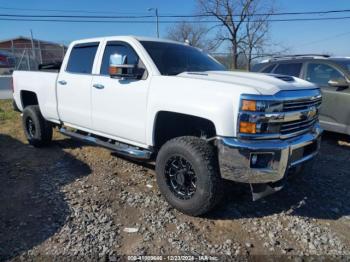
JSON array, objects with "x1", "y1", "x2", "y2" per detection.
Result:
[
  {"x1": 165, "y1": 155, "x2": 197, "y2": 200},
  {"x1": 26, "y1": 117, "x2": 36, "y2": 138}
]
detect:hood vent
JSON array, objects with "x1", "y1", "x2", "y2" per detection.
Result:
[
  {"x1": 271, "y1": 74, "x2": 295, "y2": 82},
  {"x1": 186, "y1": 72, "x2": 208, "y2": 76}
]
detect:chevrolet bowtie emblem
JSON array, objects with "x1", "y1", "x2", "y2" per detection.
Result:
[{"x1": 307, "y1": 106, "x2": 317, "y2": 118}]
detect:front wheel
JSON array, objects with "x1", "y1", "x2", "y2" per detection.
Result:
[
  {"x1": 22, "y1": 105, "x2": 53, "y2": 147},
  {"x1": 155, "y1": 136, "x2": 223, "y2": 216}
]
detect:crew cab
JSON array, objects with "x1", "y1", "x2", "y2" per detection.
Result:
[{"x1": 12, "y1": 36, "x2": 322, "y2": 216}]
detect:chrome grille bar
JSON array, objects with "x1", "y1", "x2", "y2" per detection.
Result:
[{"x1": 283, "y1": 98, "x2": 322, "y2": 111}]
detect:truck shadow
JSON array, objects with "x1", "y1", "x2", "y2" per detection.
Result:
[
  {"x1": 210, "y1": 132, "x2": 350, "y2": 221},
  {"x1": 33, "y1": 134, "x2": 350, "y2": 222},
  {"x1": 0, "y1": 134, "x2": 91, "y2": 261}
]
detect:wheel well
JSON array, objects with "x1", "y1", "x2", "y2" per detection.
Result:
[
  {"x1": 21, "y1": 91, "x2": 38, "y2": 108},
  {"x1": 153, "y1": 111, "x2": 216, "y2": 149}
]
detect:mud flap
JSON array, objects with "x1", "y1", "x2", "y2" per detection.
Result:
[{"x1": 250, "y1": 179, "x2": 285, "y2": 201}]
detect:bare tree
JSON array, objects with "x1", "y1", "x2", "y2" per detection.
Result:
[
  {"x1": 241, "y1": 0, "x2": 273, "y2": 70},
  {"x1": 166, "y1": 21, "x2": 218, "y2": 52},
  {"x1": 197, "y1": 0, "x2": 276, "y2": 70}
]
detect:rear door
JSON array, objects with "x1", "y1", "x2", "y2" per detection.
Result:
[
  {"x1": 305, "y1": 62, "x2": 350, "y2": 133},
  {"x1": 57, "y1": 42, "x2": 99, "y2": 129}
]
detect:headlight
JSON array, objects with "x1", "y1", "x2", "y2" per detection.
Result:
[
  {"x1": 240, "y1": 99, "x2": 283, "y2": 113},
  {"x1": 239, "y1": 99, "x2": 283, "y2": 135}
]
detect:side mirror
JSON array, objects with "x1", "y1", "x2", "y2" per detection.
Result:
[
  {"x1": 109, "y1": 53, "x2": 137, "y2": 79},
  {"x1": 328, "y1": 78, "x2": 349, "y2": 88}
]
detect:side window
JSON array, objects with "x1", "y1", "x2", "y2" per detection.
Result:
[
  {"x1": 100, "y1": 42, "x2": 139, "y2": 75},
  {"x1": 262, "y1": 64, "x2": 276, "y2": 73},
  {"x1": 306, "y1": 63, "x2": 344, "y2": 86},
  {"x1": 66, "y1": 43, "x2": 99, "y2": 74},
  {"x1": 274, "y1": 63, "x2": 302, "y2": 77}
]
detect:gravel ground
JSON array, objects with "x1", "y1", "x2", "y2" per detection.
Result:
[{"x1": 0, "y1": 100, "x2": 350, "y2": 261}]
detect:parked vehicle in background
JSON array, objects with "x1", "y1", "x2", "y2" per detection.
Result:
[
  {"x1": 12, "y1": 36, "x2": 322, "y2": 216},
  {"x1": 0, "y1": 50, "x2": 15, "y2": 75},
  {"x1": 252, "y1": 55, "x2": 350, "y2": 136}
]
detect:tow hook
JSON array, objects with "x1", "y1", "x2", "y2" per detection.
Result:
[{"x1": 250, "y1": 178, "x2": 286, "y2": 201}]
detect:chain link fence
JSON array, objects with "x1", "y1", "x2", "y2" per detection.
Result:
[{"x1": 0, "y1": 46, "x2": 66, "y2": 76}]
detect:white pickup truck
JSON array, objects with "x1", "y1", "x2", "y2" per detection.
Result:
[{"x1": 12, "y1": 36, "x2": 322, "y2": 216}]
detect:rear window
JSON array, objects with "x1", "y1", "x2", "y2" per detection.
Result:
[
  {"x1": 274, "y1": 63, "x2": 302, "y2": 77},
  {"x1": 66, "y1": 42, "x2": 99, "y2": 74}
]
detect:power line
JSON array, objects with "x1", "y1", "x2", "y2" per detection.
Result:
[
  {"x1": 1, "y1": 6, "x2": 350, "y2": 17},
  {"x1": 2, "y1": 16, "x2": 350, "y2": 23},
  {"x1": 0, "y1": 13, "x2": 154, "y2": 19},
  {"x1": 299, "y1": 31, "x2": 350, "y2": 47},
  {"x1": 0, "y1": 6, "x2": 149, "y2": 15}
]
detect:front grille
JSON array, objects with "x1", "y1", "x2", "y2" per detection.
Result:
[
  {"x1": 280, "y1": 96, "x2": 321, "y2": 137},
  {"x1": 283, "y1": 97, "x2": 322, "y2": 112},
  {"x1": 239, "y1": 89, "x2": 322, "y2": 140},
  {"x1": 280, "y1": 117, "x2": 318, "y2": 135}
]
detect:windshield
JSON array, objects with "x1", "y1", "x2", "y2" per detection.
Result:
[{"x1": 140, "y1": 41, "x2": 226, "y2": 76}]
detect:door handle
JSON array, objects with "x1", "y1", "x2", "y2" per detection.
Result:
[
  {"x1": 58, "y1": 80, "x2": 67, "y2": 85},
  {"x1": 93, "y1": 84, "x2": 104, "y2": 89}
]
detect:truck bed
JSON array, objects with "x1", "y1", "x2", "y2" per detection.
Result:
[{"x1": 13, "y1": 70, "x2": 60, "y2": 122}]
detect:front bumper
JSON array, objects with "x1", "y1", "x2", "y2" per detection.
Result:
[{"x1": 217, "y1": 124, "x2": 322, "y2": 184}]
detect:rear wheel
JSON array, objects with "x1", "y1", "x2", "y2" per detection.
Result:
[
  {"x1": 156, "y1": 136, "x2": 223, "y2": 216},
  {"x1": 22, "y1": 105, "x2": 52, "y2": 147}
]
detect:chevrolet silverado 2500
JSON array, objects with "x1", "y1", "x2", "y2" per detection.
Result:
[{"x1": 12, "y1": 36, "x2": 322, "y2": 216}]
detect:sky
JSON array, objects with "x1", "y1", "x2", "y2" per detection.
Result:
[{"x1": 0, "y1": 0, "x2": 349, "y2": 56}]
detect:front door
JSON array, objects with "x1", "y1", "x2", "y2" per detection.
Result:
[
  {"x1": 91, "y1": 41, "x2": 150, "y2": 144},
  {"x1": 305, "y1": 62, "x2": 350, "y2": 133},
  {"x1": 57, "y1": 42, "x2": 99, "y2": 129}
]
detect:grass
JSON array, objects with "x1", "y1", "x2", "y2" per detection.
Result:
[{"x1": 0, "y1": 99, "x2": 17, "y2": 122}]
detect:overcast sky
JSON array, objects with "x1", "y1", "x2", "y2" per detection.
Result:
[{"x1": 1, "y1": 0, "x2": 349, "y2": 56}]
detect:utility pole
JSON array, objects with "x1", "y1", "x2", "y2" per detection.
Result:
[
  {"x1": 30, "y1": 29, "x2": 36, "y2": 60},
  {"x1": 148, "y1": 8, "x2": 159, "y2": 38}
]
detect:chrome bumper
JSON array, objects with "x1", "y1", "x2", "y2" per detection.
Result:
[{"x1": 217, "y1": 124, "x2": 322, "y2": 184}]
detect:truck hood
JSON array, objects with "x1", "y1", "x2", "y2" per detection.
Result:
[{"x1": 177, "y1": 71, "x2": 316, "y2": 95}]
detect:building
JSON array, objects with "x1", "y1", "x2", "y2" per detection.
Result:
[{"x1": 0, "y1": 36, "x2": 67, "y2": 65}]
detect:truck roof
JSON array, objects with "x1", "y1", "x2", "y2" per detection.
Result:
[{"x1": 70, "y1": 35, "x2": 186, "y2": 46}]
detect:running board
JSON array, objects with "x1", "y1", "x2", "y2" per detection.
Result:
[{"x1": 59, "y1": 127, "x2": 152, "y2": 160}]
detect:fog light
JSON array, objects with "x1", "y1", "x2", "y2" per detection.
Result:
[
  {"x1": 250, "y1": 153, "x2": 274, "y2": 168},
  {"x1": 251, "y1": 154, "x2": 258, "y2": 165}
]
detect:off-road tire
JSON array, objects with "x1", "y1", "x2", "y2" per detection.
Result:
[
  {"x1": 22, "y1": 105, "x2": 52, "y2": 147},
  {"x1": 156, "y1": 136, "x2": 223, "y2": 216}
]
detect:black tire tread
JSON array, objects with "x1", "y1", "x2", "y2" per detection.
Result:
[
  {"x1": 156, "y1": 136, "x2": 223, "y2": 216},
  {"x1": 22, "y1": 105, "x2": 52, "y2": 147}
]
